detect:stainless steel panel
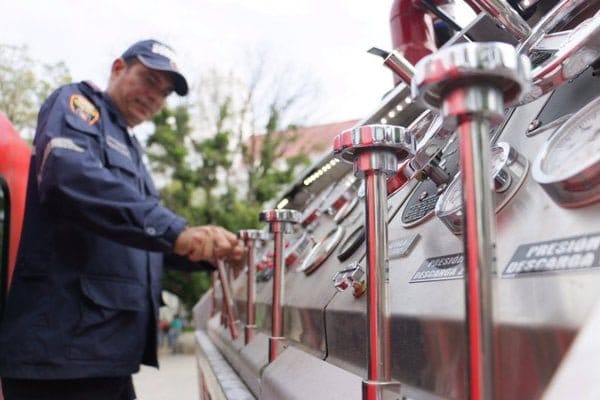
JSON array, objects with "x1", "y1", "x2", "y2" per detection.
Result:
[
  {"x1": 196, "y1": 7, "x2": 600, "y2": 399},
  {"x1": 323, "y1": 67, "x2": 600, "y2": 400},
  {"x1": 260, "y1": 346, "x2": 362, "y2": 400},
  {"x1": 542, "y1": 299, "x2": 600, "y2": 399}
]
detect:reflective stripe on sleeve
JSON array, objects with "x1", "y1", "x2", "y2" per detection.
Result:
[{"x1": 38, "y1": 137, "x2": 85, "y2": 184}]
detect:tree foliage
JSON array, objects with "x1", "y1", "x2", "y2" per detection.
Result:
[{"x1": 0, "y1": 44, "x2": 71, "y2": 135}]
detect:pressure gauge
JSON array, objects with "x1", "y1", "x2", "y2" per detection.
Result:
[
  {"x1": 357, "y1": 181, "x2": 366, "y2": 199},
  {"x1": 435, "y1": 174, "x2": 464, "y2": 235},
  {"x1": 532, "y1": 95, "x2": 600, "y2": 207},
  {"x1": 491, "y1": 142, "x2": 529, "y2": 211},
  {"x1": 285, "y1": 232, "x2": 314, "y2": 267},
  {"x1": 301, "y1": 208, "x2": 321, "y2": 231},
  {"x1": 332, "y1": 196, "x2": 359, "y2": 224},
  {"x1": 436, "y1": 142, "x2": 528, "y2": 234},
  {"x1": 326, "y1": 177, "x2": 360, "y2": 224},
  {"x1": 297, "y1": 226, "x2": 345, "y2": 275}
]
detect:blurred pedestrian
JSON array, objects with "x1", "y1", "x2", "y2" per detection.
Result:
[
  {"x1": 168, "y1": 315, "x2": 184, "y2": 354},
  {"x1": 158, "y1": 319, "x2": 170, "y2": 348}
]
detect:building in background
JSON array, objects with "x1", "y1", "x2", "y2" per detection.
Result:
[{"x1": 226, "y1": 119, "x2": 359, "y2": 200}]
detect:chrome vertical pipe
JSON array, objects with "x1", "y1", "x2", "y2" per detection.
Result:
[
  {"x1": 216, "y1": 258, "x2": 239, "y2": 340},
  {"x1": 363, "y1": 166, "x2": 392, "y2": 395},
  {"x1": 271, "y1": 225, "x2": 284, "y2": 340},
  {"x1": 259, "y1": 209, "x2": 302, "y2": 362},
  {"x1": 239, "y1": 229, "x2": 266, "y2": 345},
  {"x1": 210, "y1": 271, "x2": 217, "y2": 318},
  {"x1": 334, "y1": 126, "x2": 414, "y2": 400},
  {"x1": 452, "y1": 86, "x2": 499, "y2": 400},
  {"x1": 245, "y1": 239, "x2": 256, "y2": 344},
  {"x1": 413, "y1": 42, "x2": 530, "y2": 400}
]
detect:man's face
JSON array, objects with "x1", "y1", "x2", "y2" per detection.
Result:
[{"x1": 107, "y1": 59, "x2": 175, "y2": 127}]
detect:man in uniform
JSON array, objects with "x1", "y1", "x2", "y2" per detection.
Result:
[{"x1": 0, "y1": 39, "x2": 243, "y2": 399}]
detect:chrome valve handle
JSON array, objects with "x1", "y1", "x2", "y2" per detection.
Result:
[
  {"x1": 334, "y1": 124, "x2": 414, "y2": 399},
  {"x1": 216, "y1": 258, "x2": 239, "y2": 341},
  {"x1": 334, "y1": 124, "x2": 415, "y2": 174},
  {"x1": 413, "y1": 41, "x2": 530, "y2": 400},
  {"x1": 259, "y1": 209, "x2": 302, "y2": 362},
  {"x1": 238, "y1": 229, "x2": 270, "y2": 345},
  {"x1": 260, "y1": 209, "x2": 302, "y2": 234},
  {"x1": 519, "y1": 0, "x2": 600, "y2": 103},
  {"x1": 413, "y1": 42, "x2": 530, "y2": 120}
]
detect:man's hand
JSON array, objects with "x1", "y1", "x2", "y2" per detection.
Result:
[{"x1": 173, "y1": 225, "x2": 244, "y2": 266}]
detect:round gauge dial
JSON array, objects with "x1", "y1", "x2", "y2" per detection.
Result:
[
  {"x1": 284, "y1": 232, "x2": 313, "y2": 267},
  {"x1": 436, "y1": 174, "x2": 462, "y2": 215},
  {"x1": 297, "y1": 226, "x2": 345, "y2": 275},
  {"x1": 490, "y1": 144, "x2": 508, "y2": 177},
  {"x1": 332, "y1": 196, "x2": 359, "y2": 224},
  {"x1": 357, "y1": 181, "x2": 366, "y2": 199},
  {"x1": 541, "y1": 108, "x2": 599, "y2": 178},
  {"x1": 532, "y1": 95, "x2": 600, "y2": 207},
  {"x1": 436, "y1": 142, "x2": 528, "y2": 234},
  {"x1": 435, "y1": 174, "x2": 463, "y2": 235}
]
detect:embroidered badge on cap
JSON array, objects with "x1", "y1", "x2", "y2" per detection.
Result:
[{"x1": 69, "y1": 94, "x2": 100, "y2": 125}]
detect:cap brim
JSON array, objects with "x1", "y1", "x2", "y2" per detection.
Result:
[{"x1": 137, "y1": 55, "x2": 189, "y2": 96}]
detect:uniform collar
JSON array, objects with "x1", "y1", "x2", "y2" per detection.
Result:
[{"x1": 101, "y1": 91, "x2": 129, "y2": 130}]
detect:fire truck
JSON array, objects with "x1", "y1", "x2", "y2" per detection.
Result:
[
  {"x1": 0, "y1": 113, "x2": 29, "y2": 309},
  {"x1": 194, "y1": 0, "x2": 600, "y2": 399},
  {"x1": 0, "y1": 113, "x2": 30, "y2": 400}
]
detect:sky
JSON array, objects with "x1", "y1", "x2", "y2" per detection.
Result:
[{"x1": 1, "y1": 0, "x2": 396, "y2": 126}]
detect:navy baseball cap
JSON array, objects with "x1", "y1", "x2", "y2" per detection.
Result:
[{"x1": 121, "y1": 39, "x2": 189, "y2": 96}]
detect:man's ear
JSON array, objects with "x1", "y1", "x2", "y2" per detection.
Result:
[{"x1": 111, "y1": 58, "x2": 127, "y2": 77}]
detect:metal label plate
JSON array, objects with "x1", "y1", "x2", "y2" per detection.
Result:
[
  {"x1": 502, "y1": 233, "x2": 600, "y2": 278},
  {"x1": 410, "y1": 253, "x2": 464, "y2": 283},
  {"x1": 401, "y1": 179, "x2": 439, "y2": 227},
  {"x1": 389, "y1": 234, "x2": 420, "y2": 259}
]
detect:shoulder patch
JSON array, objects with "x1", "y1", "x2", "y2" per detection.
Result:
[{"x1": 69, "y1": 93, "x2": 100, "y2": 125}]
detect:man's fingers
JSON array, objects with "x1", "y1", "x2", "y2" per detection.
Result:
[
  {"x1": 214, "y1": 226, "x2": 239, "y2": 247},
  {"x1": 189, "y1": 243, "x2": 211, "y2": 262},
  {"x1": 231, "y1": 243, "x2": 244, "y2": 261},
  {"x1": 212, "y1": 229, "x2": 234, "y2": 260},
  {"x1": 176, "y1": 225, "x2": 244, "y2": 263}
]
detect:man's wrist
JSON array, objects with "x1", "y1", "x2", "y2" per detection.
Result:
[{"x1": 165, "y1": 216, "x2": 188, "y2": 249}]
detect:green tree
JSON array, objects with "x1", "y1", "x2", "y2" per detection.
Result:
[
  {"x1": 195, "y1": 60, "x2": 316, "y2": 210},
  {"x1": 146, "y1": 105, "x2": 214, "y2": 309},
  {"x1": 0, "y1": 44, "x2": 71, "y2": 135}
]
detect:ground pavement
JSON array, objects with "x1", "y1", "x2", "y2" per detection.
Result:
[{"x1": 133, "y1": 332, "x2": 198, "y2": 400}]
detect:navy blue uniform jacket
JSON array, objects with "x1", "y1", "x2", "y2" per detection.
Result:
[{"x1": 0, "y1": 81, "x2": 210, "y2": 379}]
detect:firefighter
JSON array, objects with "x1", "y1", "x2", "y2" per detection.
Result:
[{"x1": 0, "y1": 39, "x2": 243, "y2": 400}]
